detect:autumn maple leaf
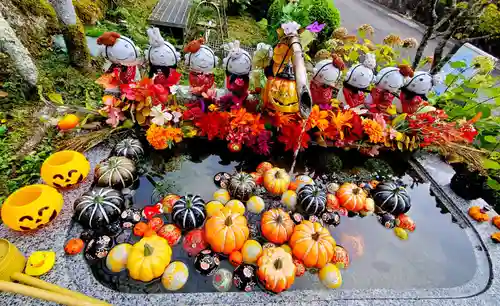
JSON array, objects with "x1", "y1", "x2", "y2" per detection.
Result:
[{"x1": 278, "y1": 123, "x2": 311, "y2": 152}]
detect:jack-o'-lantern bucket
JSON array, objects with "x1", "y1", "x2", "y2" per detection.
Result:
[
  {"x1": 0, "y1": 184, "x2": 64, "y2": 231},
  {"x1": 0, "y1": 239, "x2": 26, "y2": 281},
  {"x1": 264, "y1": 76, "x2": 299, "y2": 113},
  {"x1": 41, "y1": 150, "x2": 90, "y2": 189}
]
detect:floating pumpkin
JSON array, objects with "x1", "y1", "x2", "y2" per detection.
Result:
[
  {"x1": 247, "y1": 196, "x2": 265, "y2": 214},
  {"x1": 263, "y1": 168, "x2": 290, "y2": 195},
  {"x1": 127, "y1": 235, "x2": 172, "y2": 282},
  {"x1": 213, "y1": 172, "x2": 231, "y2": 189},
  {"x1": 213, "y1": 268, "x2": 233, "y2": 292},
  {"x1": 326, "y1": 182, "x2": 340, "y2": 193},
  {"x1": 233, "y1": 263, "x2": 258, "y2": 291},
  {"x1": 319, "y1": 263, "x2": 342, "y2": 289},
  {"x1": 213, "y1": 189, "x2": 230, "y2": 204},
  {"x1": 281, "y1": 190, "x2": 297, "y2": 211},
  {"x1": 227, "y1": 172, "x2": 256, "y2": 201},
  {"x1": 148, "y1": 217, "x2": 164, "y2": 232},
  {"x1": 493, "y1": 216, "x2": 500, "y2": 230},
  {"x1": 250, "y1": 172, "x2": 263, "y2": 185},
  {"x1": 331, "y1": 245, "x2": 349, "y2": 269},
  {"x1": 290, "y1": 212, "x2": 304, "y2": 225},
  {"x1": 157, "y1": 224, "x2": 182, "y2": 246},
  {"x1": 160, "y1": 194, "x2": 180, "y2": 214},
  {"x1": 337, "y1": 183, "x2": 367, "y2": 212},
  {"x1": 74, "y1": 187, "x2": 125, "y2": 229},
  {"x1": 64, "y1": 238, "x2": 84, "y2": 255},
  {"x1": 298, "y1": 184, "x2": 327, "y2": 216},
  {"x1": 326, "y1": 193, "x2": 340, "y2": 210},
  {"x1": 182, "y1": 229, "x2": 207, "y2": 256},
  {"x1": 205, "y1": 207, "x2": 249, "y2": 254},
  {"x1": 84, "y1": 235, "x2": 113, "y2": 262},
  {"x1": 289, "y1": 220, "x2": 336, "y2": 268},
  {"x1": 256, "y1": 162, "x2": 273, "y2": 175},
  {"x1": 114, "y1": 138, "x2": 144, "y2": 160},
  {"x1": 120, "y1": 209, "x2": 141, "y2": 229},
  {"x1": 95, "y1": 156, "x2": 137, "y2": 189},
  {"x1": 194, "y1": 249, "x2": 220, "y2": 276},
  {"x1": 395, "y1": 214, "x2": 415, "y2": 231},
  {"x1": 1, "y1": 184, "x2": 64, "y2": 231},
  {"x1": 225, "y1": 200, "x2": 244, "y2": 216},
  {"x1": 229, "y1": 251, "x2": 243, "y2": 267},
  {"x1": 257, "y1": 247, "x2": 296, "y2": 293},
  {"x1": 294, "y1": 259, "x2": 306, "y2": 277},
  {"x1": 162, "y1": 261, "x2": 189, "y2": 291},
  {"x1": 294, "y1": 175, "x2": 314, "y2": 192},
  {"x1": 41, "y1": 150, "x2": 90, "y2": 188},
  {"x1": 106, "y1": 243, "x2": 132, "y2": 272},
  {"x1": 361, "y1": 198, "x2": 375, "y2": 216},
  {"x1": 372, "y1": 182, "x2": 411, "y2": 215},
  {"x1": 394, "y1": 227, "x2": 408, "y2": 240},
  {"x1": 261, "y1": 208, "x2": 295, "y2": 244},
  {"x1": 172, "y1": 194, "x2": 206, "y2": 231},
  {"x1": 57, "y1": 114, "x2": 79, "y2": 130},
  {"x1": 133, "y1": 222, "x2": 149, "y2": 237},
  {"x1": 321, "y1": 210, "x2": 341, "y2": 227},
  {"x1": 206, "y1": 201, "x2": 224, "y2": 217},
  {"x1": 241, "y1": 239, "x2": 263, "y2": 264},
  {"x1": 378, "y1": 213, "x2": 396, "y2": 228}
]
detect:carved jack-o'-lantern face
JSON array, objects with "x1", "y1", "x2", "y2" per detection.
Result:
[
  {"x1": 41, "y1": 150, "x2": 90, "y2": 189},
  {"x1": 264, "y1": 77, "x2": 299, "y2": 113},
  {"x1": 1, "y1": 184, "x2": 64, "y2": 231}
]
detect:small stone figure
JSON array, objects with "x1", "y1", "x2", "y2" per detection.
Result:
[
  {"x1": 184, "y1": 38, "x2": 219, "y2": 96},
  {"x1": 145, "y1": 27, "x2": 181, "y2": 92},
  {"x1": 97, "y1": 32, "x2": 142, "y2": 84},
  {"x1": 366, "y1": 65, "x2": 414, "y2": 118},
  {"x1": 398, "y1": 71, "x2": 443, "y2": 114},
  {"x1": 339, "y1": 53, "x2": 376, "y2": 109},
  {"x1": 310, "y1": 54, "x2": 345, "y2": 109}
]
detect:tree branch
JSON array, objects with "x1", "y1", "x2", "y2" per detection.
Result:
[{"x1": 412, "y1": 0, "x2": 440, "y2": 69}]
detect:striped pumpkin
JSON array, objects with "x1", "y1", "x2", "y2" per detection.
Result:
[
  {"x1": 261, "y1": 208, "x2": 295, "y2": 244},
  {"x1": 95, "y1": 156, "x2": 137, "y2": 189},
  {"x1": 114, "y1": 138, "x2": 144, "y2": 160},
  {"x1": 228, "y1": 172, "x2": 256, "y2": 201},
  {"x1": 298, "y1": 184, "x2": 327, "y2": 216},
  {"x1": 172, "y1": 194, "x2": 206, "y2": 231},
  {"x1": 336, "y1": 183, "x2": 367, "y2": 212},
  {"x1": 73, "y1": 187, "x2": 125, "y2": 229},
  {"x1": 263, "y1": 168, "x2": 290, "y2": 195},
  {"x1": 372, "y1": 182, "x2": 411, "y2": 215}
]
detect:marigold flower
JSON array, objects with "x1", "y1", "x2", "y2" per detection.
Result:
[
  {"x1": 363, "y1": 119, "x2": 385, "y2": 143},
  {"x1": 146, "y1": 124, "x2": 183, "y2": 150}
]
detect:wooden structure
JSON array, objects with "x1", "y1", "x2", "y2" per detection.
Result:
[{"x1": 149, "y1": 0, "x2": 192, "y2": 37}]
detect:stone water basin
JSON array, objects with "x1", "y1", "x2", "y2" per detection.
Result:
[{"x1": 82, "y1": 139, "x2": 490, "y2": 296}]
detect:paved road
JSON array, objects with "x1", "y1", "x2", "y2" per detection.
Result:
[{"x1": 334, "y1": 0, "x2": 445, "y2": 62}]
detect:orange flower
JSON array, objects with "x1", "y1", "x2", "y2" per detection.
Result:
[
  {"x1": 146, "y1": 124, "x2": 183, "y2": 150},
  {"x1": 325, "y1": 110, "x2": 353, "y2": 140},
  {"x1": 230, "y1": 108, "x2": 254, "y2": 129},
  {"x1": 270, "y1": 111, "x2": 296, "y2": 128},
  {"x1": 362, "y1": 119, "x2": 384, "y2": 143},
  {"x1": 307, "y1": 105, "x2": 330, "y2": 131}
]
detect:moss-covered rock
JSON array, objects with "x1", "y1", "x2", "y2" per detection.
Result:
[
  {"x1": 73, "y1": 0, "x2": 108, "y2": 25},
  {"x1": 10, "y1": 0, "x2": 58, "y2": 26},
  {"x1": 364, "y1": 158, "x2": 394, "y2": 178}
]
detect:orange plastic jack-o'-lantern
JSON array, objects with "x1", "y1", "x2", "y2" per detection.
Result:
[
  {"x1": 1, "y1": 184, "x2": 64, "y2": 231},
  {"x1": 264, "y1": 76, "x2": 299, "y2": 113},
  {"x1": 41, "y1": 150, "x2": 90, "y2": 189}
]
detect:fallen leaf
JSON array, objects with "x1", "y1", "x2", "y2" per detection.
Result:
[{"x1": 0, "y1": 90, "x2": 8, "y2": 98}]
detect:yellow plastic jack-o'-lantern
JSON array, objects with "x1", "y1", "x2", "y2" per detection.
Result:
[
  {"x1": 1, "y1": 184, "x2": 64, "y2": 231},
  {"x1": 41, "y1": 150, "x2": 90, "y2": 188}
]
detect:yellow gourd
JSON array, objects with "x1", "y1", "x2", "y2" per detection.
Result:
[{"x1": 127, "y1": 235, "x2": 172, "y2": 282}]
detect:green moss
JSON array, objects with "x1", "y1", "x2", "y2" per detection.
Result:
[
  {"x1": 11, "y1": 0, "x2": 58, "y2": 29},
  {"x1": 64, "y1": 20, "x2": 91, "y2": 69},
  {"x1": 73, "y1": 0, "x2": 107, "y2": 25},
  {"x1": 364, "y1": 158, "x2": 394, "y2": 178},
  {"x1": 227, "y1": 15, "x2": 268, "y2": 47}
]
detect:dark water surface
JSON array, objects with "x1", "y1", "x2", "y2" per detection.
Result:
[{"x1": 93, "y1": 139, "x2": 477, "y2": 292}]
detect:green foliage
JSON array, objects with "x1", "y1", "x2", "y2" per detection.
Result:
[
  {"x1": 477, "y1": 4, "x2": 500, "y2": 36},
  {"x1": 227, "y1": 15, "x2": 268, "y2": 46},
  {"x1": 364, "y1": 158, "x2": 394, "y2": 177}
]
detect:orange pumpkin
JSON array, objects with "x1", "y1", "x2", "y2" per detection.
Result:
[
  {"x1": 263, "y1": 168, "x2": 291, "y2": 195},
  {"x1": 134, "y1": 222, "x2": 149, "y2": 237},
  {"x1": 57, "y1": 114, "x2": 79, "y2": 131},
  {"x1": 336, "y1": 183, "x2": 367, "y2": 212},
  {"x1": 229, "y1": 251, "x2": 243, "y2": 267},
  {"x1": 204, "y1": 207, "x2": 249, "y2": 254},
  {"x1": 65, "y1": 238, "x2": 84, "y2": 255},
  {"x1": 257, "y1": 247, "x2": 296, "y2": 293},
  {"x1": 468, "y1": 206, "x2": 489, "y2": 222},
  {"x1": 326, "y1": 193, "x2": 340, "y2": 210},
  {"x1": 261, "y1": 208, "x2": 295, "y2": 244},
  {"x1": 256, "y1": 162, "x2": 273, "y2": 175},
  {"x1": 289, "y1": 221, "x2": 336, "y2": 268},
  {"x1": 493, "y1": 216, "x2": 500, "y2": 230}
]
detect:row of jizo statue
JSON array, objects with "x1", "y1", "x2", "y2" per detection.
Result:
[{"x1": 95, "y1": 27, "x2": 443, "y2": 116}]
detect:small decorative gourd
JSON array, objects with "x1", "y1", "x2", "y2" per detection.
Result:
[
  {"x1": 337, "y1": 183, "x2": 367, "y2": 212},
  {"x1": 85, "y1": 235, "x2": 113, "y2": 262},
  {"x1": 106, "y1": 243, "x2": 132, "y2": 272},
  {"x1": 289, "y1": 220, "x2": 336, "y2": 268},
  {"x1": 294, "y1": 175, "x2": 314, "y2": 192},
  {"x1": 120, "y1": 208, "x2": 141, "y2": 229},
  {"x1": 263, "y1": 168, "x2": 291, "y2": 195},
  {"x1": 114, "y1": 138, "x2": 144, "y2": 160},
  {"x1": 127, "y1": 235, "x2": 172, "y2": 282},
  {"x1": 257, "y1": 247, "x2": 296, "y2": 293},
  {"x1": 319, "y1": 263, "x2": 343, "y2": 289},
  {"x1": 321, "y1": 210, "x2": 341, "y2": 227},
  {"x1": 373, "y1": 182, "x2": 411, "y2": 215},
  {"x1": 246, "y1": 196, "x2": 265, "y2": 214},
  {"x1": 229, "y1": 251, "x2": 243, "y2": 267},
  {"x1": 213, "y1": 268, "x2": 233, "y2": 292},
  {"x1": 204, "y1": 207, "x2": 249, "y2": 254},
  {"x1": 213, "y1": 189, "x2": 230, "y2": 204},
  {"x1": 298, "y1": 184, "x2": 327, "y2": 216},
  {"x1": 194, "y1": 249, "x2": 220, "y2": 276},
  {"x1": 256, "y1": 162, "x2": 273, "y2": 175},
  {"x1": 395, "y1": 214, "x2": 415, "y2": 231},
  {"x1": 95, "y1": 156, "x2": 137, "y2": 189},
  {"x1": 172, "y1": 194, "x2": 206, "y2": 231},
  {"x1": 157, "y1": 224, "x2": 182, "y2": 246},
  {"x1": 233, "y1": 264, "x2": 258, "y2": 291},
  {"x1": 162, "y1": 261, "x2": 189, "y2": 291},
  {"x1": 228, "y1": 172, "x2": 256, "y2": 201},
  {"x1": 331, "y1": 245, "x2": 349, "y2": 269},
  {"x1": 206, "y1": 201, "x2": 224, "y2": 217},
  {"x1": 73, "y1": 187, "x2": 125, "y2": 229},
  {"x1": 261, "y1": 208, "x2": 295, "y2": 244},
  {"x1": 64, "y1": 238, "x2": 84, "y2": 255},
  {"x1": 281, "y1": 190, "x2": 297, "y2": 211},
  {"x1": 378, "y1": 213, "x2": 396, "y2": 228},
  {"x1": 182, "y1": 229, "x2": 208, "y2": 256},
  {"x1": 225, "y1": 199, "x2": 246, "y2": 215},
  {"x1": 241, "y1": 239, "x2": 263, "y2": 264}
]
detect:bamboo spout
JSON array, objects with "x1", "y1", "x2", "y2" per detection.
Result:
[{"x1": 290, "y1": 36, "x2": 312, "y2": 118}]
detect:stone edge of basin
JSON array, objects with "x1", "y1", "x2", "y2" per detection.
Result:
[{"x1": 1, "y1": 148, "x2": 498, "y2": 305}]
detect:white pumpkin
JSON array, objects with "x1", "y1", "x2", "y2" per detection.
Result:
[
  {"x1": 106, "y1": 243, "x2": 132, "y2": 273},
  {"x1": 225, "y1": 199, "x2": 245, "y2": 215},
  {"x1": 161, "y1": 261, "x2": 189, "y2": 291},
  {"x1": 241, "y1": 239, "x2": 263, "y2": 264},
  {"x1": 281, "y1": 190, "x2": 297, "y2": 211},
  {"x1": 213, "y1": 189, "x2": 230, "y2": 204},
  {"x1": 247, "y1": 196, "x2": 265, "y2": 214}
]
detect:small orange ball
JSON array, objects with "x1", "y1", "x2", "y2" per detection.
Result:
[
  {"x1": 64, "y1": 238, "x2": 84, "y2": 255},
  {"x1": 229, "y1": 251, "x2": 243, "y2": 267},
  {"x1": 57, "y1": 114, "x2": 79, "y2": 131}
]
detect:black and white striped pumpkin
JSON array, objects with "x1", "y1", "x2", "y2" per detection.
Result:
[
  {"x1": 172, "y1": 194, "x2": 206, "y2": 231},
  {"x1": 114, "y1": 138, "x2": 144, "y2": 160},
  {"x1": 95, "y1": 156, "x2": 137, "y2": 189},
  {"x1": 74, "y1": 187, "x2": 125, "y2": 229},
  {"x1": 373, "y1": 182, "x2": 411, "y2": 215},
  {"x1": 298, "y1": 184, "x2": 327, "y2": 216},
  {"x1": 227, "y1": 172, "x2": 256, "y2": 201}
]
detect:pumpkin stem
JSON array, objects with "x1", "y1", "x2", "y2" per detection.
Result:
[
  {"x1": 144, "y1": 243, "x2": 154, "y2": 256},
  {"x1": 311, "y1": 232, "x2": 320, "y2": 241},
  {"x1": 353, "y1": 188, "x2": 360, "y2": 195},
  {"x1": 225, "y1": 216, "x2": 233, "y2": 226},
  {"x1": 274, "y1": 258, "x2": 283, "y2": 270},
  {"x1": 276, "y1": 215, "x2": 283, "y2": 224}
]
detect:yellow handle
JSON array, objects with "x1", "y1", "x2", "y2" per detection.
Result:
[
  {"x1": 0, "y1": 280, "x2": 97, "y2": 305},
  {"x1": 11, "y1": 272, "x2": 110, "y2": 305}
]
